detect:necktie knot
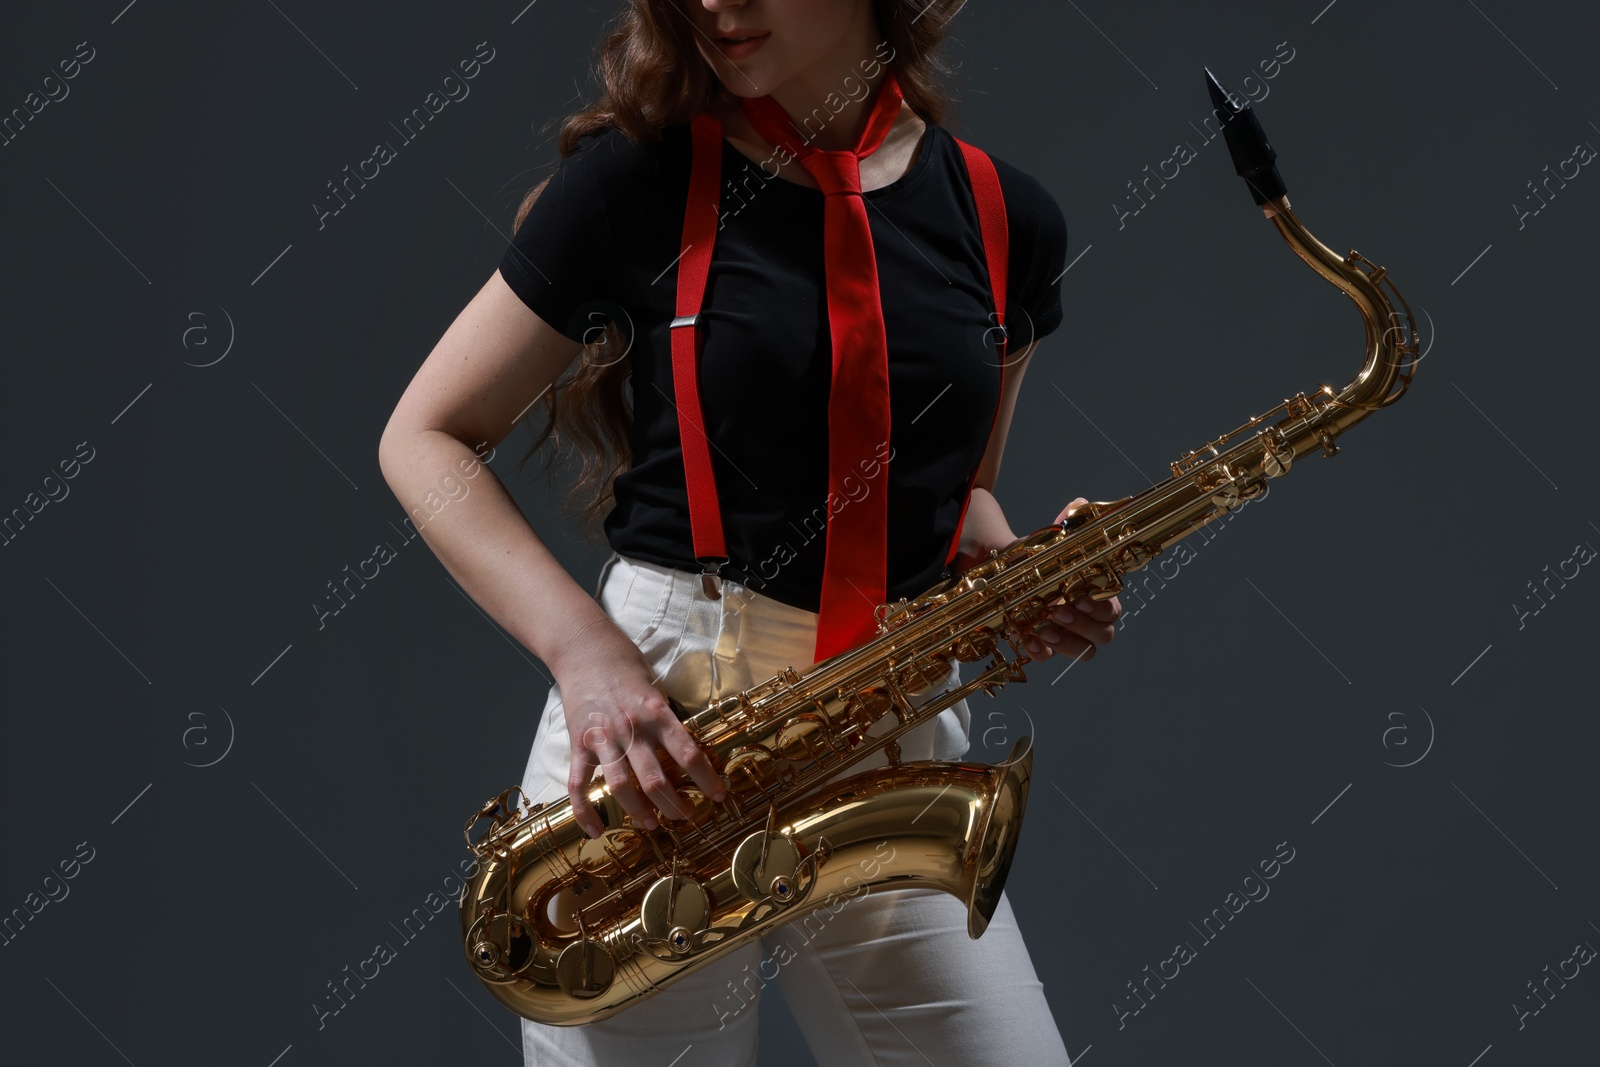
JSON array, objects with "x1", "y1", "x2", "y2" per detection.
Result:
[
  {"x1": 798, "y1": 150, "x2": 863, "y2": 197},
  {"x1": 739, "y1": 70, "x2": 905, "y2": 195}
]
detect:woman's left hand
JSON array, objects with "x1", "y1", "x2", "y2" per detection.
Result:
[{"x1": 1009, "y1": 496, "x2": 1122, "y2": 662}]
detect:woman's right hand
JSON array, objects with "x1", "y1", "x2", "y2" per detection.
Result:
[{"x1": 554, "y1": 617, "x2": 728, "y2": 838}]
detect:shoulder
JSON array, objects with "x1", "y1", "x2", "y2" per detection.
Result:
[
  {"x1": 938, "y1": 133, "x2": 1070, "y2": 338},
  {"x1": 984, "y1": 148, "x2": 1068, "y2": 252},
  {"x1": 937, "y1": 129, "x2": 1067, "y2": 250},
  {"x1": 550, "y1": 123, "x2": 686, "y2": 191}
]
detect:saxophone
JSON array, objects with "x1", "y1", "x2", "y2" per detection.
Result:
[{"x1": 458, "y1": 70, "x2": 1419, "y2": 1025}]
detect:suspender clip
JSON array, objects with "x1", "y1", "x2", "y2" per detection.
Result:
[{"x1": 696, "y1": 556, "x2": 727, "y2": 600}]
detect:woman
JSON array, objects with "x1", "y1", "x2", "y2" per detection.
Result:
[{"x1": 379, "y1": 0, "x2": 1119, "y2": 1062}]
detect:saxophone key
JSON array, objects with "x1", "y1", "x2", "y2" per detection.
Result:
[
  {"x1": 555, "y1": 938, "x2": 616, "y2": 999},
  {"x1": 731, "y1": 830, "x2": 803, "y2": 904},
  {"x1": 1079, "y1": 565, "x2": 1122, "y2": 600},
  {"x1": 774, "y1": 711, "x2": 833, "y2": 764},
  {"x1": 841, "y1": 686, "x2": 893, "y2": 737},
  {"x1": 1259, "y1": 427, "x2": 1295, "y2": 477},
  {"x1": 465, "y1": 909, "x2": 537, "y2": 980},
  {"x1": 724, "y1": 744, "x2": 791, "y2": 801},
  {"x1": 639, "y1": 875, "x2": 711, "y2": 945}
]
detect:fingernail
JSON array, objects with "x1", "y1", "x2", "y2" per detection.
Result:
[
  {"x1": 1041, "y1": 629, "x2": 1061, "y2": 644},
  {"x1": 713, "y1": 791, "x2": 727, "y2": 804}
]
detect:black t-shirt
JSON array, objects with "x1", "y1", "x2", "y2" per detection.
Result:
[{"x1": 498, "y1": 117, "x2": 1069, "y2": 612}]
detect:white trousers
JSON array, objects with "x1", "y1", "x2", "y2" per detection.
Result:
[{"x1": 516, "y1": 552, "x2": 1072, "y2": 1067}]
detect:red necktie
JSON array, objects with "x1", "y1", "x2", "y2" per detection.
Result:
[{"x1": 741, "y1": 72, "x2": 905, "y2": 664}]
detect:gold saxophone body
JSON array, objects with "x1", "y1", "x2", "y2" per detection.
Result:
[{"x1": 458, "y1": 72, "x2": 1420, "y2": 1025}]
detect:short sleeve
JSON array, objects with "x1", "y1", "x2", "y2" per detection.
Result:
[
  {"x1": 498, "y1": 129, "x2": 628, "y2": 344},
  {"x1": 997, "y1": 166, "x2": 1069, "y2": 347}
]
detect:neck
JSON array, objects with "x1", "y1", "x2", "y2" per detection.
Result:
[{"x1": 758, "y1": 12, "x2": 893, "y2": 151}]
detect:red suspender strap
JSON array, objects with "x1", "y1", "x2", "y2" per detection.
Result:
[
  {"x1": 672, "y1": 112, "x2": 729, "y2": 596},
  {"x1": 943, "y1": 137, "x2": 1011, "y2": 570}
]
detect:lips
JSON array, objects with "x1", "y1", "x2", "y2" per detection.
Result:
[{"x1": 713, "y1": 30, "x2": 769, "y2": 60}]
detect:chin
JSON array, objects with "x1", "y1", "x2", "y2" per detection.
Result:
[
  {"x1": 719, "y1": 68, "x2": 781, "y2": 98},
  {"x1": 700, "y1": 51, "x2": 785, "y2": 95}
]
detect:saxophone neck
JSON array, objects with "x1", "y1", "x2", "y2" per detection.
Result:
[
  {"x1": 1207, "y1": 69, "x2": 1419, "y2": 421},
  {"x1": 1266, "y1": 198, "x2": 1418, "y2": 418}
]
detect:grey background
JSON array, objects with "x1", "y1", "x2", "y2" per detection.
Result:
[{"x1": 2, "y1": 1, "x2": 1596, "y2": 1065}]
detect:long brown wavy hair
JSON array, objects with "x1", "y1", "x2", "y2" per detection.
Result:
[{"x1": 511, "y1": 0, "x2": 968, "y2": 537}]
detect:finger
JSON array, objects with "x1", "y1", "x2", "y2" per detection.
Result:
[
  {"x1": 1046, "y1": 622, "x2": 1102, "y2": 657},
  {"x1": 659, "y1": 719, "x2": 727, "y2": 803},
  {"x1": 1036, "y1": 622, "x2": 1066, "y2": 651},
  {"x1": 1062, "y1": 597, "x2": 1119, "y2": 625},
  {"x1": 1084, "y1": 597, "x2": 1120, "y2": 623},
  {"x1": 1054, "y1": 496, "x2": 1089, "y2": 524},
  {"x1": 567, "y1": 748, "x2": 604, "y2": 838},
  {"x1": 627, "y1": 743, "x2": 694, "y2": 823},
  {"x1": 1054, "y1": 614, "x2": 1117, "y2": 648},
  {"x1": 1047, "y1": 631, "x2": 1097, "y2": 664},
  {"x1": 594, "y1": 743, "x2": 658, "y2": 830}
]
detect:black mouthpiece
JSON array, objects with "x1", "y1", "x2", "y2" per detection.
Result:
[{"x1": 1204, "y1": 67, "x2": 1288, "y2": 206}]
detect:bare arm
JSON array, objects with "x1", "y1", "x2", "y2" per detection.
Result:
[
  {"x1": 377, "y1": 271, "x2": 614, "y2": 672},
  {"x1": 378, "y1": 270, "x2": 725, "y2": 835},
  {"x1": 947, "y1": 337, "x2": 1121, "y2": 662}
]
